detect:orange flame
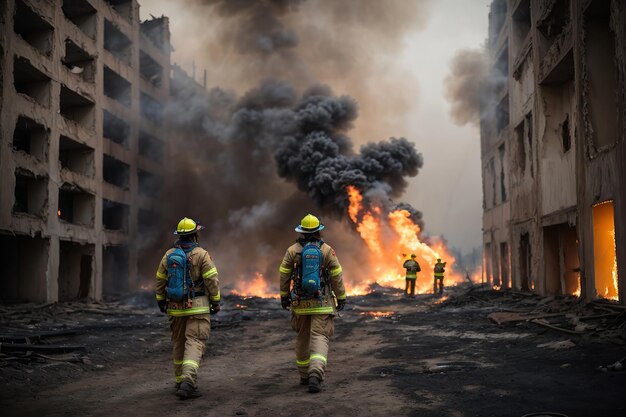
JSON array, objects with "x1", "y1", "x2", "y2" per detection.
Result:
[
  {"x1": 345, "y1": 186, "x2": 465, "y2": 295},
  {"x1": 434, "y1": 294, "x2": 450, "y2": 304},
  {"x1": 359, "y1": 311, "x2": 394, "y2": 318},
  {"x1": 356, "y1": 212, "x2": 383, "y2": 254},
  {"x1": 609, "y1": 230, "x2": 619, "y2": 301},
  {"x1": 230, "y1": 272, "x2": 279, "y2": 299},
  {"x1": 347, "y1": 185, "x2": 363, "y2": 223}
]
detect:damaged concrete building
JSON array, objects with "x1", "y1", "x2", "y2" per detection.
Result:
[
  {"x1": 0, "y1": 0, "x2": 170, "y2": 302},
  {"x1": 481, "y1": 0, "x2": 626, "y2": 303}
]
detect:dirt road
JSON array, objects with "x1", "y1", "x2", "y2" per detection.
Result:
[{"x1": 1, "y1": 288, "x2": 625, "y2": 417}]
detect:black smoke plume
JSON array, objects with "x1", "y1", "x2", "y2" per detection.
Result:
[{"x1": 139, "y1": 1, "x2": 428, "y2": 289}]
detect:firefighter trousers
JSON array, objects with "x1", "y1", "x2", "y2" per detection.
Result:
[
  {"x1": 434, "y1": 277, "x2": 444, "y2": 295},
  {"x1": 405, "y1": 278, "x2": 416, "y2": 296},
  {"x1": 291, "y1": 314, "x2": 335, "y2": 381},
  {"x1": 169, "y1": 314, "x2": 210, "y2": 387}
]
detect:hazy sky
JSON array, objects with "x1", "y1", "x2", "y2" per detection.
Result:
[{"x1": 139, "y1": 0, "x2": 490, "y2": 253}]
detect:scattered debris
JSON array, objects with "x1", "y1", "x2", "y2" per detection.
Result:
[
  {"x1": 488, "y1": 311, "x2": 567, "y2": 325},
  {"x1": 597, "y1": 357, "x2": 625, "y2": 373},
  {"x1": 537, "y1": 340, "x2": 576, "y2": 350}
]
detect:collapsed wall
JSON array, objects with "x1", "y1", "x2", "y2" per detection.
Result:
[
  {"x1": 480, "y1": 0, "x2": 626, "y2": 304},
  {"x1": 0, "y1": 0, "x2": 169, "y2": 302}
]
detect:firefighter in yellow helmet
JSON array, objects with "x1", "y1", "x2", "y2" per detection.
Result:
[
  {"x1": 403, "y1": 254, "x2": 421, "y2": 297},
  {"x1": 279, "y1": 214, "x2": 347, "y2": 393},
  {"x1": 155, "y1": 217, "x2": 221, "y2": 399},
  {"x1": 434, "y1": 258, "x2": 446, "y2": 296}
]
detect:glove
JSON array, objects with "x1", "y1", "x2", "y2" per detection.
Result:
[
  {"x1": 157, "y1": 299, "x2": 167, "y2": 313},
  {"x1": 210, "y1": 303, "x2": 220, "y2": 314},
  {"x1": 337, "y1": 299, "x2": 346, "y2": 311},
  {"x1": 281, "y1": 296, "x2": 291, "y2": 310}
]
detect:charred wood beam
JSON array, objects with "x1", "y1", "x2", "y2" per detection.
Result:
[{"x1": 530, "y1": 319, "x2": 584, "y2": 334}]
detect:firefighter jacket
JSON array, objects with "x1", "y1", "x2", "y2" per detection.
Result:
[
  {"x1": 403, "y1": 259, "x2": 421, "y2": 280},
  {"x1": 279, "y1": 241, "x2": 346, "y2": 315},
  {"x1": 434, "y1": 261, "x2": 446, "y2": 278},
  {"x1": 155, "y1": 246, "x2": 220, "y2": 316}
]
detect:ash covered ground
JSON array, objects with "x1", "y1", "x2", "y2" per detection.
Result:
[{"x1": 1, "y1": 285, "x2": 625, "y2": 417}]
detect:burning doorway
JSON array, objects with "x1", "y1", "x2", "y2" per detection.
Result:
[
  {"x1": 592, "y1": 201, "x2": 619, "y2": 300},
  {"x1": 543, "y1": 223, "x2": 579, "y2": 295}
]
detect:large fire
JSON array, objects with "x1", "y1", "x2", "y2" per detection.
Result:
[
  {"x1": 230, "y1": 272, "x2": 279, "y2": 299},
  {"x1": 345, "y1": 186, "x2": 465, "y2": 295},
  {"x1": 231, "y1": 187, "x2": 472, "y2": 299}
]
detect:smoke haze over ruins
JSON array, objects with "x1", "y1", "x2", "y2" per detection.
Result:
[{"x1": 140, "y1": 0, "x2": 491, "y2": 287}]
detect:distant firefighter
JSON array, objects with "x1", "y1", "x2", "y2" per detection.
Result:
[
  {"x1": 279, "y1": 214, "x2": 347, "y2": 393},
  {"x1": 434, "y1": 258, "x2": 446, "y2": 296},
  {"x1": 155, "y1": 217, "x2": 221, "y2": 399},
  {"x1": 403, "y1": 254, "x2": 421, "y2": 297}
]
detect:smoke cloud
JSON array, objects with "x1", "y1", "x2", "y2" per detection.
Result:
[
  {"x1": 443, "y1": 48, "x2": 490, "y2": 127},
  {"x1": 140, "y1": 0, "x2": 430, "y2": 289}
]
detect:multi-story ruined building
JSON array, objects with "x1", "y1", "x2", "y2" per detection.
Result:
[
  {"x1": 0, "y1": 0, "x2": 170, "y2": 302},
  {"x1": 481, "y1": 0, "x2": 626, "y2": 304}
]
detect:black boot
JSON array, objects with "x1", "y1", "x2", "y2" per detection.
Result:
[
  {"x1": 308, "y1": 376, "x2": 321, "y2": 393},
  {"x1": 176, "y1": 380, "x2": 201, "y2": 399}
]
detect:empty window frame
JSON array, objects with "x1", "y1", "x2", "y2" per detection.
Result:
[
  {"x1": 62, "y1": 0, "x2": 97, "y2": 39},
  {"x1": 103, "y1": 154, "x2": 130, "y2": 189},
  {"x1": 60, "y1": 86, "x2": 95, "y2": 129},
  {"x1": 13, "y1": 116, "x2": 48, "y2": 161},
  {"x1": 13, "y1": 0, "x2": 53, "y2": 56},
  {"x1": 103, "y1": 66, "x2": 131, "y2": 107},
  {"x1": 103, "y1": 199, "x2": 129, "y2": 231},
  {"x1": 140, "y1": 93, "x2": 163, "y2": 125},
  {"x1": 13, "y1": 56, "x2": 51, "y2": 107},
  {"x1": 105, "y1": 0, "x2": 132, "y2": 22},
  {"x1": 58, "y1": 183, "x2": 95, "y2": 226},
  {"x1": 63, "y1": 38, "x2": 95, "y2": 82},
  {"x1": 103, "y1": 110, "x2": 130, "y2": 148},
  {"x1": 140, "y1": 50, "x2": 163, "y2": 87},
  {"x1": 104, "y1": 20, "x2": 132, "y2": 65},
  {"x1": 13, "y1": 169, "x2": 47, "y2": 218},
  {"x1": 496, "y1": 95, "x2": 509, "y2": 134},
  {"x1": 59, "y1": 135, "x2": 94, "y2": 177},
  {"x1": 138, "y1": 130, "x2": 164, "y2": 162}
]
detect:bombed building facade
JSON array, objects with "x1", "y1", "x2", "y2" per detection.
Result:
[
  {"x1": 0, "y1": 0, "x2": 172, "y2": 302},
  {"x1": 481, "y1": 0, "x2": 626, "y2": 303}
]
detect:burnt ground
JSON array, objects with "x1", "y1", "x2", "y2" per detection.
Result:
[{"x1": 0, "y1": 285, "x2": 625, "y2": 417}]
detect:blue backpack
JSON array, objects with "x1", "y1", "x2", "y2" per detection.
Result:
[
  {"x1": 166, "y1": 247, "x2": 194, "y2": 302},
  {"x1": 298, "y1": 242, "x2": 324, "y2": 298}
]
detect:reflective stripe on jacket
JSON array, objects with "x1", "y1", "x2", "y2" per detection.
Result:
[
  {"x1": 434, "y1": 262, "x2": 445, "y2": 278},
  {"x1": 403, "y1": 259, "x2": 420, "y2": 280},
  {"x1": 166, "y1": 295, "x2": 211, "y2": 317}
]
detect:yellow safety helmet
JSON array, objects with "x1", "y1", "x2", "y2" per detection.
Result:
[
  {"x1": 295, "y1": 214, "x2": 325, "y2": 233},
  {"x1": 174, "y1": 217, "x2": 205, "y2": 235}
]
